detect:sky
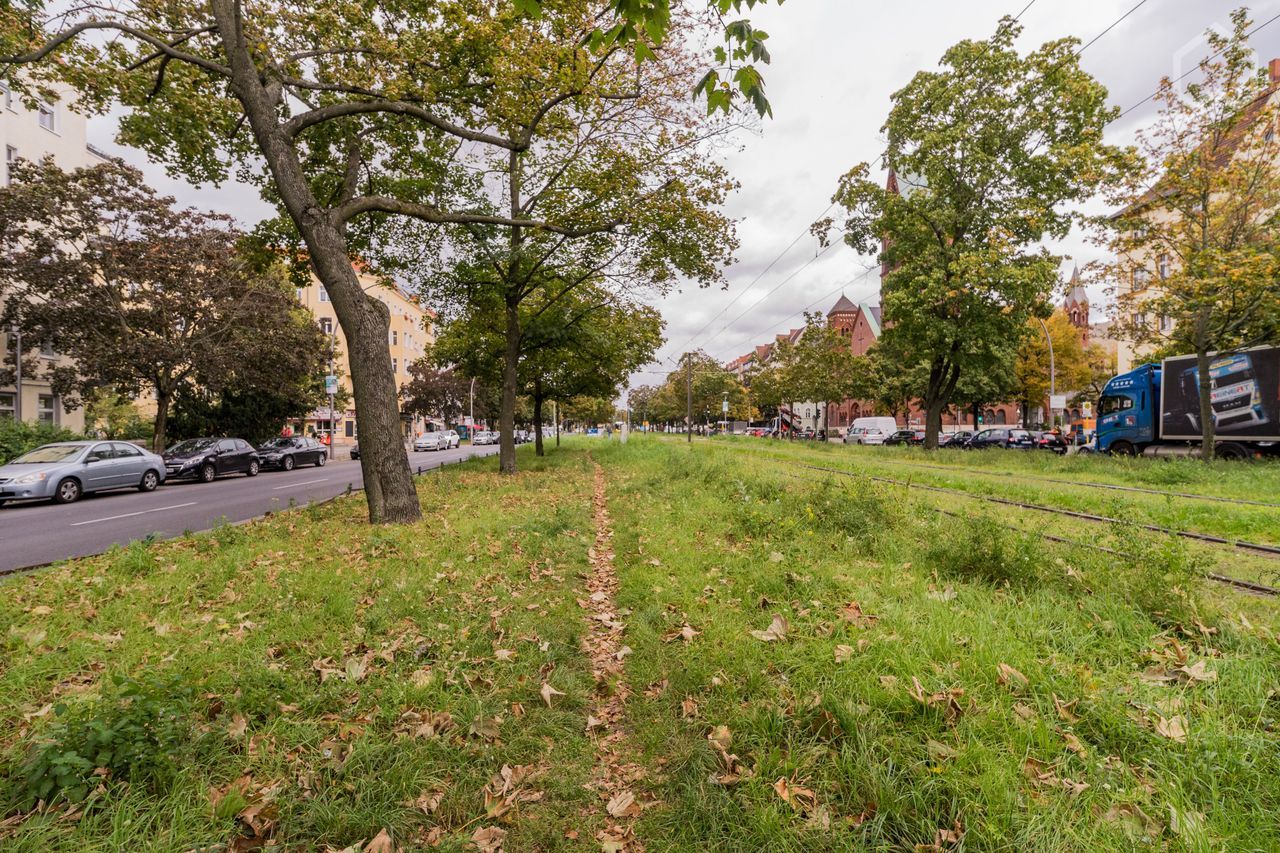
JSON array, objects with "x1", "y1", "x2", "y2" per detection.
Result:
[{"x1": 84, "y1": 0, "x2": 1280, "y2": 390}]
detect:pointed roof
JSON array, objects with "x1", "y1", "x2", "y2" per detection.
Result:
[
  {"x1": 1065, "y1": 264, "x2": 1088, "y2": 307},
  {"x1": 827, "y1": 293, "x2": 858, "y2": 316}
]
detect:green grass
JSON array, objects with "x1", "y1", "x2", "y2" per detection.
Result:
[{"x1": 2, "y1": 437, "x2": 1278, "y2": 850}]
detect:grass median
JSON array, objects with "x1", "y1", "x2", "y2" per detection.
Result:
[{"x1": 2, "y1": 436, "x2": 1278, "y2": 850}]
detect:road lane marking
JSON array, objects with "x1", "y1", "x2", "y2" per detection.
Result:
[
  {"x1": 272, "y1": 478, "x2": 329, "y2": 490},
  {"x1": 70, "y1": 502, "x2": 198, "y2": 527}
]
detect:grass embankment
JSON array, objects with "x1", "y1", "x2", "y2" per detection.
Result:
[{"x1": 2, "y1": 437, "x2": 1278, "y2": 851}]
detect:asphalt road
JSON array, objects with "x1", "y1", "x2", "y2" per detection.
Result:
[{"x1": 0, "y1": 444, "x2": 500, "y2": 574}]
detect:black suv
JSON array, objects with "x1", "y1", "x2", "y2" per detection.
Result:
[
  {"x1": 163, "y1": 438, "x2": 260, "y2": 482},
  {"x1": 257, "y1": 436, "x2": 328, "y2": 470}
]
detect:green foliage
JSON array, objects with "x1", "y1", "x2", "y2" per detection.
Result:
[
  {"x1": 647, "y1": 351, "x2": 751, "y2": 425},
  {"x1": 823, "y1": 17, "x2": 1132, "y2": 446},
  {"x1": 0, "y1": 418, "x2": 83, "y2": 464},
  {"x1": 83, "y1": 389, "x2": 151, "y2": 441},
  {"x1": 21, "y1": 674, "x2": 197, "y2": 807},
  {"x1": 924, "y1": 513, "x2": 1041, "y2": 586}
]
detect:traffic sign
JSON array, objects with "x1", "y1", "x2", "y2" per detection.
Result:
[
  {"x1": 1050, "y1": 394, "x2": 1067, "y2": 410},
  {"x1": 324, "y1": 375, "x2": 338, "y2": 395}
]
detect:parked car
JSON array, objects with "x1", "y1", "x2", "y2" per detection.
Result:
[
  {"x1": 843, "y1": 416, "x2": 898, "y2": 445},
  {"x1": 0, "y1": 441, "x2": 166, "y2": 506},
  {"x1": 163, "y1": 437, "x2": 260, "y2": 482},
  {"x1": 1034, "y1": 431, "x2": 1069, "y2": 454},
  {"x1": 884, "y1": 429, "x2": 926, "y2": 446},
  {"x1": 441, "y1": 430, "x2": 461, "y2": 449},
  {"x1": 470, "y1": 431, "x2": 495, "y2": 446},
  {"x1": 967, "y1": 428, "x2": 1036, "y2": 450},
  {"x1": 940, "y1": 430, "x2": 975, "y2": 448},
  {"x1": 350, "y1": 444, "x2": 361, "y2": 460},
  {"x1": 414, "y1": 432, "x2": 448, "y2": 452},
  {"x1": 257, "y1": 436, "x2": 328, "y2": 470}
]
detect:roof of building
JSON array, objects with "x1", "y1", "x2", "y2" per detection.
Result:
[
  {"x1": 827, "y1": 293, "x2": 858, "y2": 315},
  {"x1": 864, "y1": 304, "x2": 882, "y2": 338},
  {"x1": 1064, "y1": 264, "x2": 1088, "y2": 307}
]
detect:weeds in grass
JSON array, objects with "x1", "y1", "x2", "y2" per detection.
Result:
[
  {"x1": 924, "y1": 513, "x2": 1041, "y2": 586},
  {"x1": 17, "y1": 675, "x2": 198, "y2": 808}
]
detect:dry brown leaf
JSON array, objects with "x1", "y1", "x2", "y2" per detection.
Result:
[
  {"x1": 834, "y1": 644, "x2": 854, "y2": 663},
  {"x1": 680, "y1": 697, "x2": 698, "y2": 719},
  {"x1": 996, "y1": 663, "x2": 1028, "y2": 687},
  {"x1": 471, "y1": 825, "x2": 506, "y2": 852},
  {"x1": 750, "y1": 614, "x2": 789, "y2": 642},
  {"x1": 879, "y1": 675, "x2": 898, "y2": 690},
  {"x1": 1176, "y1": 660, "x2": 1217, "y2": 683},
  {"x1": 771, "y1": 777, "x2": 818, "y2": 814},
  {"x1": 1061, "y1": 730, "x2": 1088, "y2": 758},
  {"x1": 227, "y1": 713, "x2": 248, "y2": 739},
  {"x1": 1012, "y1": 702, "x2": 1037, "y2": 721},
  {"x1": 1154, "y1": 714, "x2": 1188, "y2": 742},
  {"x1": 839, "y1": 601, "x2": 878, "y2": 625},
  {"x1": 1053, "y1": 695, "x2": 1080, "y2": 723},
  {"x1": 708, "y1": 725, "x2": 732, "y2": 751},
  {"x1": 363, "y1": 829, "x2": 397, "y2": 852},
  {"x1": 539, "y1": 682, "x2": 565, "y2": 708},
  {"x1": 605, "y1": 790, "x2": 636, "y2": 817},
  {"x1": 411, "y1": 790, "x2": 444, "y2": 815}
]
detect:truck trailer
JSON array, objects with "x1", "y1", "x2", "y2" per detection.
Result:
[{"x1": 1095, "y1": 346, "x2": 1280, "y2": 459}]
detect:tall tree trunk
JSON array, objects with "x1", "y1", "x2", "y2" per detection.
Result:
[
  {"x1": 152, "y1": 385, "x2": 171, "y2": 454},
  {"x1": 533, "y1": 380, "x2": 545, "y2": 457},
  {"x1": 924, "y1": 397, "x2": 946, "y2": 450},
  {"x1": 1194, "y1": 310, "x2": 1216, "y2": 461},
  {"x1": 211, "y1": 0, "x2": 419, "y2": 523},
  {"x1": 499, "y1": 297, "x2": 520, "y2": 474}
]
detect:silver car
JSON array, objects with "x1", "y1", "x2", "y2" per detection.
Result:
[
  {"x1": 413, "y1": 432, "x2": 447, "y2": 452},
  {"x1": 0, "y1": 441, "x2": 166, "y2": 506}
]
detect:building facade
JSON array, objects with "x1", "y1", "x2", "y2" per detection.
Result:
[
  {"x1": 293, "y1": 267, "x2": 434, "y2": 444},
  {"x1": 0, "y1": 82, "x2": 106, "y2": 432}
]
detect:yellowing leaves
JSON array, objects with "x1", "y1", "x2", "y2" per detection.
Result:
[{"x1": 749, "y1": 614, "x2": 789, "y2": 642}]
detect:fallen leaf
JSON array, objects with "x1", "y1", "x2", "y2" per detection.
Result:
[
  {"x1": 681, "y1": 697, "x2": 698, "y2": 718},
  {"x1": 927, "y1": 739, "x2": 958, "y2": 761},
  {"x1": 411, "y1": 789, "x2": 444, "y2": 814},
  {"x1": 605, "y1": 790, "x2": 636, "y2": 817},
  {"x1": 493, "y1": 649, "x2": 516, "y2": 662},
  {"x1": 1176, "y1": 660, "x2": 1217, "y2": 683},
  {"x1": 539, "y1": 682, "x2": 564, "y2": 708},
  {"x1": 471, "y1": 825, "x2": 506, "y2": 852},
  {"x1": 1012, "y1": 702, "x2": 1037, "y2": 721},
  {"x1": 878, "y1": 675, "x2": 898, "y2": 690},
  {"x1": 750, "y1": 614, "x2": 789, "y2": 642},
  {"x1": 996, "y1": 663, "x2": 1028, "y2": 687},
  {"x1": 1154, "y1": 714, "x2": 1187, "y2": 742},
  {"x1": 839, "y1": 601, "x2": 877, "y2": 625},
  {"x1": 364, "y1": 829, "x2": 396, "y2": 852},
  {"x1": 1053, "y1": 695, "x2": 1080, "y2": 723},
  {"x1": 227, "y1": 714, "x2": 248, "y2": 739},
  {"x1": 772, "y1": 777, "x2": 818, "y2": 814},
  {"x1": 1061, "y1": 730, "x2": 1088, "y2": 758},
  {"x1": 834, "y1": 644, "x2": 854, "y2": 663}
]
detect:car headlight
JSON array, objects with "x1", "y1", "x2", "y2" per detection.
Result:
[{"x1": 13, "y1": 472, "x2": 49, "y2": 485}]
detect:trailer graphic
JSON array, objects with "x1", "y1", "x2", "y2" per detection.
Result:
[{"x1": 1162, "y1": 349, "x2": 1279, "y2": 440}]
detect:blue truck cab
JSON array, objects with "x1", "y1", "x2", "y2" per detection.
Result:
[{"x1": 1096, "y1": 363, "x2": 1159, "y2": 455}]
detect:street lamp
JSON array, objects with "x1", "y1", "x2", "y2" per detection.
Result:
[
  {"x1": 9, "y1": 320, "x2": 22, "y2": 423},
  {"x1": 1036, "y1": 316, "x2": 1056, "y2": 428}
]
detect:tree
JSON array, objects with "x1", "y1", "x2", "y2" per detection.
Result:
[
  {"x1": 0, "y1": 159, "x2": 329, "y2": 453},
  {"x1": 84, "y1": 389, "x2": 150, "y2": 441},
  {"x1": 649, "y1": 352, "x2": 749, "y2": 428},
  {"x1": 821, "y1": 18, "x2": 1131, "y2": 448},
  {"x1": 1, "y1": 0, "x2": 776, "y2": 520},
  {"x1": 627, "y1": 385, "x2": 659, "y2": 427},
  {"x1": 400, "y1": 364, "x2": 484, "y2": 427},
  {"x1": 1012, "y1": 310, "x2": 1091, "y2": 427},
  {"x1": 1076, "y1": 343, "x2": 1117, "y2": 409},
  {"x1": 1098, "y1": 9, "x2": 1280, "y2": 457}
]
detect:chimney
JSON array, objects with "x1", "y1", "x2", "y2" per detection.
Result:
[{"x1": 1270, "y1": 58, "x2": 1280, "y2": 85}]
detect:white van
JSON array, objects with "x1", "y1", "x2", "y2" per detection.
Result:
[{"x1": 844, "y1": 416, "x2": 899, "y2": 445}]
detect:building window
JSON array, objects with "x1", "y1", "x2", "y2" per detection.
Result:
[
  {"x1": 37, "y1": 102, "x2": 56, "y2": 132},
  {"x1": 1, "y1": 83, "x2": 11, "y2": 111},
  {"x1": 1158, "y1": 314, "x2": 1173, "y2": 332},
  {"x1": 295, "y1": 288, "x2": 304, "y2": 302},
  {"x1": 39, "y1": 339, "x2": 55, "y2": 358},
  {"x1": 1157, "y1": 254, "x2": 1170, "y2": 280},
  {"x1": 4, "y1": 145, "x2": 15, "y2": 186},
  {"x1": 392, "y1": 358, "x2": 398, "y2": 374},
  {"x1": 1132, "y1": 268, "x2": 1150, "y2": 291},
  {"x1": 38, "y1": 394, "x2": 56, "y2": 426},
  {"x1": 318, "y1": 286, "x2": 329, "y2": 302},
  {"x1": 391, "y1": 330, "x2": 398, "y2": 346},
  {"x1": 319, "y1": 317, "x2": 333, "y2": 335},
  {"x1": 345, "y1": 420, "x2": 355, "y2": 437},
  {"x1": 0, "y1": 392, "x2": 14, "y2": 420}
]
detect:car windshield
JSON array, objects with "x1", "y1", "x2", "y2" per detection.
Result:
[
  {"x1": 167, "y1": 438, "x2": 217, "y2": 454},
  {"x1": 9, "y1": 444, "x2": 86, "y2": 464},
  {"x1": 259, "y1": 438, "x2": 296, "y2": 449}
]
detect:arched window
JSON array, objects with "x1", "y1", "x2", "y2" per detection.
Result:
[{"x1": 994, "y1": 410, "x2": 1007, "y2": 425}]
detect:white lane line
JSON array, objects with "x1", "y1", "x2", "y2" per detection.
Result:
[
  {"x1": 272, "y1": 478, "x2": 329, "y2": 490},
  {"x1": 70, "y1": 502, "x2": 198, "y2": 527}
]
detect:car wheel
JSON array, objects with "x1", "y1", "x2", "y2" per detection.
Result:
[
  {"x1": 54, "y1": 477, "x2": 82, "y2": 504},
  {"x1": 1216, "y1": 442, "x2": 1249, "y2": 461},
  {"x1": 1109, "y1": 441, "x2": 1136, "y2": 457},
  {"x1": 199, "y1": 463, "x2": 217, "y2": 483},
  {"x1": 247, "y1": 460, "x2": 260, "y2": 477},
  {"x1": 316, "y1": 452, "x2": 327, "y2": 467},
  {"x1": 282, "y1": 455, "x2": 295, "y2": 471},
  {"x1": 139, "y1": 470, "x2": 160, "y2": 492},
  {"x1": 0, "y1": 499, "x2": 7, "y2": 508}
]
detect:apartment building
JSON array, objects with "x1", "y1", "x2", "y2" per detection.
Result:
[
  {"x1": 0, "y1": 82, "x2": 107, "y2": 431},
  {"x1": 293, "y1": 268, "x2": 435, "y2": 443}
]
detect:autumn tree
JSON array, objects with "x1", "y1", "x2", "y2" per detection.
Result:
[
  {"x1": 821, "y1": 18, "x2": 1131, "y2": 448},
  {"x1": 1, "y1": 0, "x2": 776, "y2": 521},
  {"x1": 1012, "y1": 310, "x2": 1091, "y2": 427},
  {"x1": 649, "y1": 351, "x2": 749, "y2": 427},
  {"x1": 0, "y1": 158, "x2": 328, "y2": 453},
  {"x1": 400, "y1": 364, "x2": 486, "y2": 428},
  {"x1": 1098, "y1": 9, "x2": 1280, "y2": 457}
]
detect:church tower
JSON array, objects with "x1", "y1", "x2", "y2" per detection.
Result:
[{"x1": 1064, "y1": 265, "x2": 1090, "y2": 347}]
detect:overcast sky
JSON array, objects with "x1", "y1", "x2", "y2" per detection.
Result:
[{"x1": 86, "y1": 0, "x2": 1280, "y2": 389}]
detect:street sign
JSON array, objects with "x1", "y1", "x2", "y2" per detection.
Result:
[
  {"x1": 324, "y1": 375, "x2": 338, "y2": 395},
  {"x1": 1050, "y1": 394, "x2": 1067, "y2": 410},
  {"x1": 1082, "y1": 401, "x2": 1092, "y2": 417},
  {"x1": 722, "y1": 399, "x2": 729, "y2": 413}
]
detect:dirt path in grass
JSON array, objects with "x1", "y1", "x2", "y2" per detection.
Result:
[{"x1": 581, "y1": 459, "x2": 651, "y2": 851}]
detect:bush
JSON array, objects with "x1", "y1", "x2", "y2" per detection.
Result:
[
  {"x1": 924, "y1": 513, "x2": 1041, "y2": 586},
  {"x1": 21, "y1": 674, "x2": 197, "y2": 806},
  {"x1": 0, "y1": 419, "x2": 85, "y2": 464}
]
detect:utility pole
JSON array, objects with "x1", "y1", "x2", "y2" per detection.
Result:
[
  {"x1": 10, "y1": 320, "x2": 22, "y2": 423},
  {"x1": 554, "y1": 399, "x2": 560, "y2": 447},
  {"x1": 1037, "y1": 317, "x2": 1056, "y2": 428},
  {"x1": 327, "y1": 332, "x2": 336, "y2": 447},
  {"x1": 685, "y1": 352, "x2": 692, "y2": 444}
]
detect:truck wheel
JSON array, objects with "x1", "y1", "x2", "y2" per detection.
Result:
[
  {"x1": 1217, "y1": 443, "x2": 1249, "y2": 461},
  {"x1": 1109, "y1": 441, "x2": 1136, "y2": 457}
]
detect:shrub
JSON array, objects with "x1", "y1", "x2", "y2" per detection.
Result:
[
  {"x1": 924, "y1": 513, "x2": 1040, "y2": 586},
  {"x1": 0, "y1": 419, "x2": 85, "y2": 464},
  {"x1": 21, "y1": 674, "x2": 197, "y2": 806}
]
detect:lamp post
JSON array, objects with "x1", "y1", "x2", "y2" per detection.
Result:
[{"x1": 1037, "y1": 317, "x2": 1056, "y2": 428}]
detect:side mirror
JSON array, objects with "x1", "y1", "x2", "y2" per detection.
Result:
[{"x1": 86, "y1": 454, "x2": 102, "y2": 463}]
